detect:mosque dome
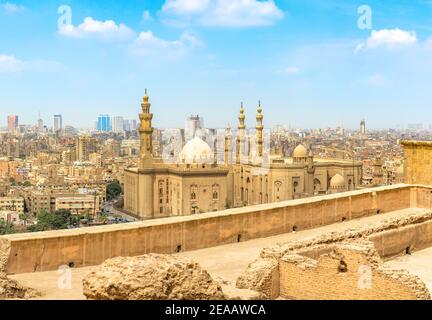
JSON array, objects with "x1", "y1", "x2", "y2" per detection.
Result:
[
  {"x1": 330, "y1": 174, "x2": 345, "y2": 188},
  {"x1": 179, "y1": 137, "x2": 213, "y2": 164},
  {"x1": 293, "y1": 144, "x2": 308, "y2": 158}
]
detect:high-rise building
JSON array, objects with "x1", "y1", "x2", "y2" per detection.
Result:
[
  {"x1": 53, "y1": 114, "x2": 63, "y2": 132},
  {"x1": 360, "y1": 118, "x2": 366, "y2": 138},
  {"x1": 97, "y1": 114, "x2": 111, "y2": 132},
  {"x1": 185, "y1": 115, "x2": 204, "y2": 140},
  {"x1": 7, "y1": 115, "x2": 18, "y2": 132},
  {"x1": 37, "y1": 118, "x2": 44, "y2": 133},
  {"x1": 112, "y1": 116, "x2": 124, "y2": 133},
  {"x1": 75, "y1": 136, "x2": 97, "y2": 161}
]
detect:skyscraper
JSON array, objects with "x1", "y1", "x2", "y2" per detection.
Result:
[
  {"x1": 360, "y1": 118, "x2": 366, "y2": 138},
  {"x1": 7, "y1": 115, "x2": 18, "y2": 132},
  {"x1": 112, "y1": 116, "x2": 124, "y2": 133},
  {"x1": 185, "y1": 115, "x2": 204, "y2": 140},
  {"x1": 75, "y1": 136, "x2": 97, "y2": 161},
  {"x1": 97, "y1": 114, "x2": 111, "y2": 132},
  {"x1": 53, "y1": 114, "x2": 63, "y2": 132}
]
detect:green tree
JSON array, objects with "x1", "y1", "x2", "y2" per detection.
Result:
[
  {"x1": 0, "y1": 220, "x2": 15, "y2": 235},
  {"x1": 28, "y1": 209, "x2": 73, "y2": 232},
  {"x1": 19, "y1": 213, "x2": 30, "y2": 227},
  {"x1": 107, "y1": 180, "x2": 122, "y2": 201}
]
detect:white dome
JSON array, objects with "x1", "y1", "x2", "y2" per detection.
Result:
[
  {"x1": 179, "y1": 137, "x2": 213, "y2": 164},
  {"x1": 330, "y1": 174, "x2": 345, "y2": 188},
  {"x1": 293, "y1": 144, "x2": 307, "y2": 158}
]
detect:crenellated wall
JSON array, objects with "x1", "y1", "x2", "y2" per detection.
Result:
[{"x1": 0, "y1": 184, "x2": 429, "y2": 275}]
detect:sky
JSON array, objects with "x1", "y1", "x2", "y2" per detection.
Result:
[{"x1": 1, "y1": 0, "x2": 432, "y2": 129}]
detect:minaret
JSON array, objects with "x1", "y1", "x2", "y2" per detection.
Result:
[
  {"x1": 139, "y1": 89, "x2": 154, "y2": 169},
  {"x1": 306, "y1": 148, "x2": 315, "y2": 195},
  {"x1": 236, "y1": 103, "x2": 246, "y2": 164},
  {"x1": 225, "y1": 124, "x2": 231, "y2": 165},
  {"x1": 256, "y1": 101, "x2": 263, "y2": 158}
]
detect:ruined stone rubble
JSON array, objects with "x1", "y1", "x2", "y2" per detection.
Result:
[
  {"x1": 0, "y1": 239, "x2": 40, "y2": 299},
  {"x1": 82, "y1": 253, "x2": 227, "y2": 300}
]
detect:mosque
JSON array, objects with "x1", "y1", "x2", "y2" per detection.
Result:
[{"x1": 123, "y1": 92, "x2": 363, "y2": 219}]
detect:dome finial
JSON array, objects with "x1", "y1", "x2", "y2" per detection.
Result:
[{"x1": 257, "y1": 100, "x2": 262, "y2": 114}]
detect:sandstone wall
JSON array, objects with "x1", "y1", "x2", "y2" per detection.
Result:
[
  {"x1": 402, "y1": 140, "x2": 432, "y2": 186},
  {"x1": 0, "y1": 185, "x2": 423, "y2": 274},
  {"x1": 279, "y1": 242, "x2": 429, "y2": 300},
  {"x1": 238, "y1": 209, "x2": 432, "y2": 299}
]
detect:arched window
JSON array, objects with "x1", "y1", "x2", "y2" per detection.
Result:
[
  {"x1": 212, "y1": 184, "x2": 219, "y2": 200},
  {"x1": 274, "y1": 181, "x2": 282, "y2": 201},
  {"x1": 313, "y1": 178, "x2": 321, "y2": 192},
  {"x1": 190, "y1": 184, "x2": 198, "y2": 201},
  {"x1": 293, "y1": 181, "x2": 298, "y2": 193}
]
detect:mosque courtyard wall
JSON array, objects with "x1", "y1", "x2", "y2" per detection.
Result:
[
  {"x1": 0, "y1": 184, "x2": 429, "y2": 275},
  {"x1": 237, "y1": 209, "x2": 432, "y2": 300}
]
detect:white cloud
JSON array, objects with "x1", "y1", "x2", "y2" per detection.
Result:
[
  {"x1": 163, "y1": 0, "x2": 210, "y2": 14},
  {"x1": 356, "y1": 28, "x2": 417, "y2": 52},
  {"x1": 142, "y1": 10, "x2": 153, "y2": 22},
  {"x1": 130, "y1": 31, "x2": 203, "y2": 58},
  {"x1": 162, "y1": 0, "x2": 284, "y2": 27},
  {"x1": 367, "y1": 73, "x2": 390, "y2": 86},
  {"x1": 58, "y1": 17, "x2": 135, "y2": 41},
  {"x1": 1, "y1": 2, "x2": 25, "y2": 14},
  {"x1": 285, "y1": 66, "x2": 300, "y2": 74},
  {"x1": 0, "y1": 55, "x2": 25, "y2": 73},
  {"x1": 0, "y1": 54, "x2": 61, "y2": 73},
  {"x1": 58, "y1": 16, "x2": 203, "y2": 58}
]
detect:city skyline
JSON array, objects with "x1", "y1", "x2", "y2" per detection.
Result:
[{"x1": 1, "y1": 0, "x2": 432, "y2": 129}]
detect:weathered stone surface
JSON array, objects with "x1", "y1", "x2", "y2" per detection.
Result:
[
  {"x1": 0, "y1": 276, "x2": 40, "y2": 299},
  {"x1": 0, "y1": 238, "x2": 40, "y2": 299},
  {"x1": 236, "y1": 258, "x2": 279, "y2": 299},
  {"x1": 82, "y1": 254, "x2": 226, "y2": 300}
]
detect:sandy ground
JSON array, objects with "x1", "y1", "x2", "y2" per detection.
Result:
[
  {"x1": 384, "y1": 247, "x2": 432, "y2": 294},
  {"x1": 9, "y1": 207, "x2": 425, "y2": 300}
]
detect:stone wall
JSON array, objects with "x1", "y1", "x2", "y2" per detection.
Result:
[
  {"x1": 402, "y1": 140, "x2": 432, "y2": 186},
  {"x1": 237, "y1": 209, "x2": 432, "y2": 300},
  {"x1": 0, "y1": 184, "x2": 425, "y2": 274},
  {"x1": 279, "y1": 241, "x2": 429, "y2": 300}
]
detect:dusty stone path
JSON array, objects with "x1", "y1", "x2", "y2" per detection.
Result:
[{"x1": 9, "y1": 207, "x2": 425, "y2": 300}]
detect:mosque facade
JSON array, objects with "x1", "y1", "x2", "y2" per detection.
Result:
[{"x1": 123, "y1": 92, "x2": 363, "y2": 219}]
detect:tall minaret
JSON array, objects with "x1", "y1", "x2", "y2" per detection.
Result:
[
  {"x1": 236, "y1": 103, "x2": 246, "y2": 164},
  {"x1": 306, "y1": 148, "x2": 315, "y2": 195},
  {"x1": 225, "y1": 124, "x2": 231, "y2": 165},
  {"x1": 139, "y1": 89, "x2": 154, "y2": 169},
  {"x1": 256, "y1": 101, "x2": 263, "y2": 158}
]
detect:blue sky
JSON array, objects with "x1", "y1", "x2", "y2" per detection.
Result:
[{"x1": 1, "y1": 0, "x2": 432, "y2": 129}]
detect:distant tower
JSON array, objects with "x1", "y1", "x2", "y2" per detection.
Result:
[
  {"x1": 256, "y1": 101, "x2": 264, "y2": 158},
  {"x1": 53, "y1": 114, "x2": 62, "y2": 133},
  {"x1": 224, "y1": 124, "x2": 231, "y2": 165},
  {"x1": 139, "y1": 89, "x2": 154, "y2": 169},
  {"x1": 135, "y1": 89, "x2": 155, "y2": 219},
  {"x1": 236, "y1": 103, "x2": 246, "y2": 164},
  {"x1": 306, "y1": 148, "x2": 315, "y2": 195},
  {"x1": 7, "y1": 115, "x2": 18, "y2": 132},
  {"x1": 37, "y1": 112, "x2": 44, "y2": 133},
  {"x1": 97, "y1": 114, "x2": 111, "y2": 132},
  {"x1": 373, "y1": 151, "x2": 384, "y2": 186},
  {"x1": 185, "y1": 115, "x2": 204, "y2": 141},
  {"x1": 360, "y1": 118, "x2": 366, "y2": 138}
]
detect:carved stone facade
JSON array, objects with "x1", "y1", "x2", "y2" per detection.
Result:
[{"x1": 124, "y1": 92, "x2": 362, "y2": 219}]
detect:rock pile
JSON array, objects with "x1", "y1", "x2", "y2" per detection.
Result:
[{"x1": 83, "y1": 254, "x2": 226, "y2": 300}]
